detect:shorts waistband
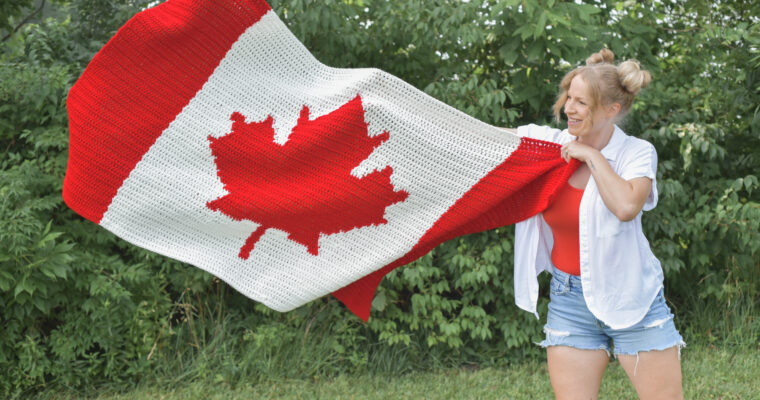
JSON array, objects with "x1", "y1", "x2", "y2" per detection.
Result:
[{"x1": 551, "y1": 266, "x2": 582, "y2": 288}]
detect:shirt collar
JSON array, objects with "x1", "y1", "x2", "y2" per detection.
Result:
[{"x1": 600, "y1": 124, "x2": 626, "y2": 162}]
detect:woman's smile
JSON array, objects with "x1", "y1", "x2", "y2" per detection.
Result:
[{"x1": 567, "y1": 117, "x2": 582, "y2": 128}]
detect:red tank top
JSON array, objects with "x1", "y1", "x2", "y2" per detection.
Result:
[{"x1": 542, "y1": 181, "x2": 584, "y2": 276}]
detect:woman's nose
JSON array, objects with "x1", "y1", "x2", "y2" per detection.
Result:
[{"x1": 565, "y1": 100, "x2": 575, "y2": 114}]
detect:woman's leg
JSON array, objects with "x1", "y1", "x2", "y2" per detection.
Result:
[
  {"x1": 547, "y1": 346, "x2": 609, "y2": 400},
  {"x1": 607, "y1": 288, "x2": 685, "y2": 400},
  {"x1": 617, "y1": 346, "x2": 683, "y2": 400}
]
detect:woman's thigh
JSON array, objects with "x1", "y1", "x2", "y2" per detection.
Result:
[
  {"x1": 605, "y1": 288, "x2": 685, "y2": 399},
  {"x1": 542, "y1": 271, "x2": 613, "y2": 399},
  {"x1": 547, "y1": 346, "x2": 609, "y2": 400},
  {"x1": 617, "y1": 346, "x2": 683, "y2": 400}
]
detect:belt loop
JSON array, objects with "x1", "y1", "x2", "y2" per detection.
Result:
[
  {"x1": 562, "y1": 270, "x2": 571, "y2": 287},
  {"x1": 551, "y1": 265, "x2": 572, "y2": 286}
]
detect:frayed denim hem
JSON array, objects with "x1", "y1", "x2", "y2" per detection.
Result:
[
  {"x1": 613, "y1": 339, "x2": 687, "y2": 358},
  {"x1": 536, "y1": 327, "x2": 612, "y2": 358}
]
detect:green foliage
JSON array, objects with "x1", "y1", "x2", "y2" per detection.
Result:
[
  {"x1": 367, "y1": 229, "x2": 546, "y2": 358},
  {"x1": 1, "y1": 0, "x2": 758, "y2": 396},
  {"x1": 0, "y1": 0, "x2": 35, "y2": 39},
  {"x1": 625, "y1": 1, "x2": 760, "y2": 346}
]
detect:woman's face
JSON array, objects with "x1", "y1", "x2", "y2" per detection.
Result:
[{"x1": 563, "y1": 75, "x2": 611, "y2": 138}]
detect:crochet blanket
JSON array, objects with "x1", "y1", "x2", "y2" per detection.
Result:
[{"x1": 63, "y1": 0, "x2": 575, "y2": 321}]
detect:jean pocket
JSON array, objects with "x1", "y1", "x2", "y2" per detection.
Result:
[{"x1": 550, "y1": 276, "x2": 570, "y2": 296}]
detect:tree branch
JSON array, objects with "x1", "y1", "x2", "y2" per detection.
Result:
[{"x1": 2, "y1": 0, "x2": 46, "y2": 42}]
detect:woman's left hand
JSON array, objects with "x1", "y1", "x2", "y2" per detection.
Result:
[{"x1": 560, "y1": 141, "x2": 598, "y2": 163}]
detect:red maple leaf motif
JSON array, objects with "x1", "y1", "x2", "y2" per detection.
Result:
[{"x1": 207, "y1": 95, "x2": 409, "y2": 259}]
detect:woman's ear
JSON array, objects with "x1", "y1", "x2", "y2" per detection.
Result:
[{"x1": 606, "y1": 102, "x2": 622, "y2": 118}]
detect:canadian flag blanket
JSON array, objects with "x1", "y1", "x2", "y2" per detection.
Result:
[{"x1": 63, "y1": 0, "x2": 576, "y2": 321}]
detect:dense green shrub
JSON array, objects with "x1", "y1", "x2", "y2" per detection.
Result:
[{"x1": 1, "y1": 0, "x2": 758, "y2": 396}]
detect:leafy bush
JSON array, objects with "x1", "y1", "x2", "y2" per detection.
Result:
[{"x1": 1, "y1": 0, "x2": 758, "y2": 396}]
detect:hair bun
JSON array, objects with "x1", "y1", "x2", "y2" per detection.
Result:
[
  {"x1": 585, "y1": 48, "x2": 615, "y2": 65},
  {"x1": 617, "y1": 60, "x2": 651, "y2": 95}
]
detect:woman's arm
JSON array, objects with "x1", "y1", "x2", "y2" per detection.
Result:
[{"x1": 562, "y1": 141, "x2": 651, "y2": 221}]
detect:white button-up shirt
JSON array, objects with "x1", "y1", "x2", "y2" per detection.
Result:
[{"x1": 514, "y1": 124, "x2": 662, "y2": 329}]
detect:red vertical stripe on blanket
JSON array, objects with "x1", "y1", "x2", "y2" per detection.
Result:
[
  {"x1": 333, "y1": 138, "x2": 580, "y2": 321},
  {"x1": 63, "y1": 0, "x2": 270, "y2": 223}
]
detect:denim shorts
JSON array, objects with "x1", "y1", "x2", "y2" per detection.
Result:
[{"x1": 539, "y1": 267, "x2": 686, "y2": 357}]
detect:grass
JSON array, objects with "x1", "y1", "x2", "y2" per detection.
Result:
[{"x1": 39, "y1": 343, "x2": 759, "y2": 399}]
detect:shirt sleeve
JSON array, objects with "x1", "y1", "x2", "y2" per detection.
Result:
[
  {"x1": 516, "y1": 124, "x2": 564, "y2": 143},
  {"x1": 619, "y1": 141, "x2": 658, "y2": 211}
]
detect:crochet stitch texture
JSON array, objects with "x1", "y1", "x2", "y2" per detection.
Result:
[{"x1": 63, "y1": 0, "x2": 576, "y2": 320}]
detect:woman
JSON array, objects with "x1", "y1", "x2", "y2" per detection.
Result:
[{"x1": 505, "y1": 49, "x2": 686, "y2": 399}]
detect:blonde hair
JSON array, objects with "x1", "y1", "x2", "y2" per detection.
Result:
[{"x1": 552, "y1": 48, "x2": 651, "y2": 123}]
